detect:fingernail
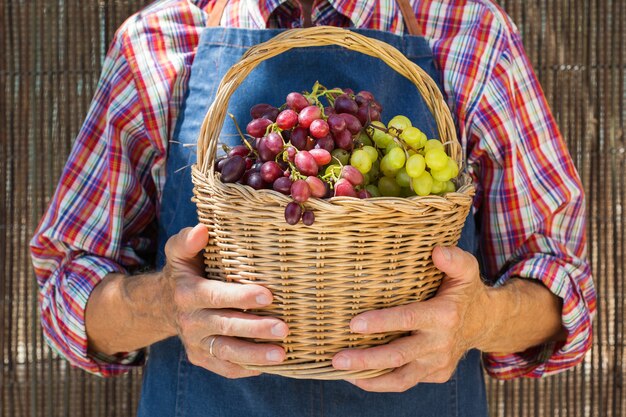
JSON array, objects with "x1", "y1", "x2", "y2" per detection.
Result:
[
  {"x1": 352, "y1": 318, "x2": 367, "y2": 333},
  {"x1": 266, "y1": 349, "x2": 283, "y2": 362},
  {"x1": 439, "y1": 246, "x2": 451, "y2": 262},
  {"x1": 256, "y1": 294, "x2": 271, "y2": 305},
  {"x1": 334, "y1": 356, "x2": 351, "y2": 369},
  {"x1": 271, "y1": 323, "x2": 287, "y2": 337}
]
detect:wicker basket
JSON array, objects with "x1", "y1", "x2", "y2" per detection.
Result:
[{"x1": 192, "y1": 26, "x2": 475, "y2": 380}]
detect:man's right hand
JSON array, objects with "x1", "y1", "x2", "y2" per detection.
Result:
[{"x1": 160, "y1": 224, "x2": 289, "y2": 378}]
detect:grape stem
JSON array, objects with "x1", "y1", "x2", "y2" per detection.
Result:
[{"x1": 228, "y1": 113, "x2": 258, "y2": 156}]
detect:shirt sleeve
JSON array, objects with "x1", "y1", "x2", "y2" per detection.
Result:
[
  {"x1": 30, "y1": 29, "x2": 161, "y2": 377},
  {"x1": 466, "y1": 29, "x2": 596, "y2": 379}
]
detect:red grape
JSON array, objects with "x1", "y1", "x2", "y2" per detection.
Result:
[
  {"x1": 286, "y1": 92, "x2": 310, "y2": 112},
  {"x1": 356, "y1": 90, "x2": 375, "y2": 102},
  {"x1": 334, "y1": 94, "x2": 358, "y2": 115},
  {"x1": 276, "y1": 109, "x2": 298, "y2": 130},
  {"x1": 338, "y1": 113, "x2": 362, "y2": 134},
  {"x1": 343, "y1": 88, "x2": 355, "y2": 95},
  {"x1": 265, "y1": 132, "x2": 284, "y2": 154},
  {"x1": 246, "y1": 172, "x2": 265, "y2": 190},
  {"x1": 228, "y1": 145, "x2": 250, "y2": 158},
  {"x1": 333, "y1": 129, "x2": 353, "y2": 151},
  {"x1": 220, "y1": 155, "x2": 246, "y2": 183},
  {"x1": 327, "y1": 113, "x2": 346, "y2": 134},
  {"x1": 298, "y1": 105, "x2": 322, "y2": 128},
  {"x1": 356, "y1": 105, "x2": 380, "y2": 125},
  {"x1": 285, "y1": 146, "x2": 297, "y2": 162},
  {"x1": 284, "y1": 202, "x2": 303, "y2": 225},
  {"x1": 334, "y1": 178, "x2": 357, "y2": 197},
  {"x1": 309, "y1": 148, "x2": 332, "y2": 166},
  {"x1": 302, "y1": 211, "x2": 315, "y2": 226},
  {"x1": 260, "y1": 161, "x2": 283, "y2": 183},
  {"x1": 314, "y1": 135, "x2": 335, "y2": 153},
  {"x1": 309, "y1": 119, "x2": 330, "y2": 139},
  {"x1": 291, "y1": 179, "x2": 311, "y2": 203},
  {"x1": 294, "y1": 150, "x2": 318, "y2": 176},
  {"x1": 250, "y1": 103, "x2": 278, "y2": 121},
  {"x1": 357, "y1": 189, "x2": 372, "y2": 199},
  {"x1": 305, "y1": 136, "x2": 316, "y2": 151},
  {"x1": 305, "y1": 176, "x2": 326, "y2": 198},
  {"x1": 273, "y1": 176, "x2": 293, "y2": 195},
  {"x1": 324, "y1": 106, "x2": 336, "y2": 116},
  {"x1": 245, "y1": 157, "x2": 254, "y2": 170},
  {"x1": 246, "y1": 118, "x2": 273, "y2": 138},
  {"x1": 341, "y1": 165, "x2": 364, "y2": 186},
  {"x1": 290, "y1": 126, "x2": 308, "y2": 150},
  {"x1": 215, "y1": 157, "x2": 226, "y2": 172},
  {"x1": 257, "y1": 138, "x2": 277, "y2": 162}
]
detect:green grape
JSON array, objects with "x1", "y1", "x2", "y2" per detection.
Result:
[
  {"x1": 424, "y1": 139, "x2": 444, "y2": 153},
  {"x1": 411, "y1": 171, "x2": 433, "y2": 196},
  {"x1": 425, "y1": 149, "x2": 449, "y2": 171},
  {"x1": 365, "y1": 184, "x2": 381, "y2": 197},
  {"x1": 401, "y1": 187, "x2": 417, "y2": 197},
  {"x1": 362, "y1": 145, "x2": 379, "y2": 163},
  {"x1": 380, "y1": 158, "x2": 399, "y2": 178},
  {"x1": 325, "y1": 164, "x2": 342, "y2": 178},
  {"x1": 386, "y1": 147, "x2": 406, "y2": 170},
  {"x1": 395, "y1": 167, "x2": 411, "y2": 188},
  {"x1": 362, "y1": 171, "x2": 371, "y2": 185},
  {"x1": 385, "y1": 141, "x2": 400, "y2": 155},
  {"x1": 368, "y1": 159, "x2": 381, "y2": 181},
  {"x1": 405, "y1": 154, "x2": 426, "y2": 178},
  {"x1": 447, "y1": 158, "x2": 459, "y2": 178},
  {"x1": 399, "y1": 126, "x2": 427, "y2": 150},
  {"x1": 357, "y1": 131, "x2": 373, "y2": 147},
  {"x1": 444, "y1": 180, "x2": 456, "y2": 193},
  {"x1": 407, "y1": 149, "x2": 417, "y2": 156},
  {"x1": 350, "y1": 149, "x2": 373, "y2": 174},
  {"x1": 431, "y1": 179, "x2": 445, "y2": 194},
  {"x1": 430, "y1": 164, "x2": 454, "y2": 182},
  {"x1": 378, "y1": 177, "x2": 402, "y2": 197},
  {"x1": 368, "y1": 121, "x2": 394, "y2": 148},
  {"x1": 331, "y1": 148, "x2": 350, "y2": 165},
  {"x1": 388, "y1": 115, "x2": 412, "y2": 131}
]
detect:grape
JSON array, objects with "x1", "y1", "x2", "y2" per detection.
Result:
[
  {"x1": 385, "y1": 141, "x2": 400, "y2": 155},
  {"x1": 365, "y1": 184, "x2": 381, "y2": 197},
  {"x1": 362, "y1": 171, "x2": 371, "y2": 185},
  {"x1": 328, "y1": 114, "x2": 346, "y2": 134},
  {"x1": 290, "y1": 126, "x2": 308, "y2": 150},
  {"x1": 444, "y1": 180, "x2": 456, "y2": 193},
  {"x1": 325, "y1": 164, "x2": 342, "y2": 178},
  {"x1": 284, "y1": 202, "x2": 303, "y2": 225},
  {"x1": 338, "y1": 113, "x2": 362, "y2": 134},
  {"x1": 251, "y1": 161, "x2": 263, "y2": 172},
  {"x1": 286, "y1": 92, "x2": 310, "y2": 112},
  {"x1": 265, "y1": 132, "x2": 285, "y2": 154},
  {"x1": 401, "y1": 187, "x2": 417, "y2": 197},
  {"x1": 294, "y1": 150, "x2": 318, "y2": 176},
  {"x1": 220, "y1": 156, "x2": 246, "y2": 183},
  {"x1": 388, "y1": 115, "x2": 411, "y2": 131},
  {"x1": 314, "y1": 135, "x2": 335, "y2": 153},
  {"x1": 368, "y1": 121, "x2": 394, "y2": 148},
  {"x1": 285, "y1": 146, "x2": 297, "y2": 162},
  {"x1": 291, "y1": 179, "x2": 311, "y2": 203},
  {"x1": 362, "y1": 145, "x2": 379, "y2": 162},
  {"x1": 310, "y1": 119, "x2": 330, "y2": 139},
  {"x1": 246, "y1": 118, "x2": 273, "y2": 138},
  {"x1": 395, "y1": 167, "x2": 411, "y2": 188},
  {"x1": 245, "y1": 157, "x2": 254, "y2": 170},
  {"x1": 276, "y1": 109, "x2": 299, "y2": 130},
  {"x1": 309, "y1": 148, "x2": 332, "y2": 166},
  {"x1": 405, "y1": 154, "x2": 426, "y2": 178},
  {"x1": 273, "y1": 177, "x2": 293, "y2": 195},
  {"x1": 357, "y1": 189, "x2": 372, "y2": 199},
  {"x1": 431, "y1": 179, "x2": 445, "y2": 194},
  {"x1": 298, "y1": 106, "x2": 322, "y2": 128},
  {"x1": 257, "y1": 138, "x2": 277, "y2": 162},
  {"x1": 341, "y1": 165, "x2": 364, "y2": 186},
  {"x1": 385, "y1": 147, "x2": 406, "y2": 170},
  {"x1": 378, "y1": 177, "x2": 401, "y2": 197},
  {"x1": 334, "y1": 178, "x2": 357, "y2": 197},
  {"x1": 425, "y1": 149, "x2": 449, "y2": 171},
  {"x1": 343, "y1": 88, "x2": 355, "y2": 95},
  {"x1": 356, "y1": 104, "x2": 380, "y2": 125},
  {"x1": 411, "y1": 171, "x2": 433, "y2": 196},
  {"x1": 228, "y1": 145, "x2": 250, "y2": 158},
  {"x1": 333, "y1": 129, "x2": 354, "y2": 151},
  {"x1": 246, "y1": 172, "x2": 265, "y2": 190},
  {"x1": 350, "y1": 149, "x2": 372, "y2": 174},
  {"x1": 306, "y1": 176, "x2": 326, "y2": 198},
  {"x1": 331, "y1": 148, "x2": 350, "y2": 165},
  {"x1": 251, "y1": 103, "x2": 279, "y2": 121},
  {"x1": 424, "y1": 139, "x2": 444, "y2": 153},
  {"x1": 334, "y1": 94, "x2": 359, "y2": 115},
  {"x1": 356, "y1": 90, "x2": 375, "y2": 102},
  {"x1": 356, "y1": 131, "x2": 373, "y2": 147},
  {"x1": 400, "y1": 126, "x2": 427, "y2": 150},
  {"x1": 215, "y1": 156, "x2": 226, "y2": 172},
  {"x1": 380, "y1": 157, "x2": 399, "y2": 178},
  {"x1": 305, "y1": 136, "x2": 316, "y2": 151},
  {"x1": 325, "y1": 106, "x2": 336, "y2": 116},
  {"x1": 430, "y1": 165, "x2": 454, "y2": 182},
  {"x1": 260, "y1": 161, "x2": 283, "y2": 183},
  {"x1": 368, "y1": 159, "x2": 381, "y2": 181},
  {"x1": 447, "y1": 158, "x2": 459, "y2": 178},
  {"x1": 302, "y1": 211, "x2": 315, "y2": 226}
]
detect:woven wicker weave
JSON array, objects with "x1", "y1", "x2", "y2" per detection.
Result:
[{"x1": 192, "y1": 26, "x2": 475, "y2": 380}]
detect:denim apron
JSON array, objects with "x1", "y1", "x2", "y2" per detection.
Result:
[{"x1": 139, "y1": 13, "x2": 488, "y2": 417}]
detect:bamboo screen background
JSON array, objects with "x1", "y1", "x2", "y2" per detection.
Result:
[{"x1": 1, "y1": 0, "x2": 624, "y2": 415}]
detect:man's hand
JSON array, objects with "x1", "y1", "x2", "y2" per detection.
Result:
[
  {"x1": 331, "y1": 246, "x2": 489, "y2": 392},
  {"x1": 160, "y1": 224, "x2": 289, "y2": 378}
]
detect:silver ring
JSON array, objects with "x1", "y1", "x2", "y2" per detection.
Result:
[{"x1": 209, "y1": 335, "x2": 219, "y2": 357}]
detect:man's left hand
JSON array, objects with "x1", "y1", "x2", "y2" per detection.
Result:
[{"x1": 332, "y1": 246, "x2": 492, "y2": 392}]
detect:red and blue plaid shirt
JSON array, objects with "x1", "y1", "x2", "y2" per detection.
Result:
[{"x1": 30, "y1": 0, "x2": 596, "y2": 379}]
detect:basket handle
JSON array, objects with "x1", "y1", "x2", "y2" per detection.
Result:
[{"x1": 197, "y1": 26, "x2": 460, "y2": 173}]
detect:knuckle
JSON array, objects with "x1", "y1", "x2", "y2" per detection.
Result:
[
  {"x1": 400, "y1": 307, "x2": 418, "y2": 330},
  {"x1": 389, "y1": 349, "x2": 410, "y2": 368},
  {"x1": 173, "y1": 282, "x2": 193, "y2": 307},
  {"x1": 439, "y1": 306, "x2": 461, "y2": 330},
  {"x1": 215, "y1": 316, "x2": 234, "y2": 336}
]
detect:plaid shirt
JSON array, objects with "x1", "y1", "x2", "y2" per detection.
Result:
[{"x1": 31, "y1": 0, "x2": 596, "y2": 379}]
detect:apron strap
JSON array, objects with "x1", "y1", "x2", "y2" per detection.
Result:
[{"x1": 206, "y1": 0, "x2": 424, "y2": 37}]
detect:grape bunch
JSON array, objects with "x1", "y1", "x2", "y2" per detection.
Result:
[{"x1": 215, "y1": 82, "x2": 459, "y2": 225}]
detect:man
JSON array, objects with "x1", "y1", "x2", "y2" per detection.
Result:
[{"x1": 31, "y1": 0, "x2": 595, "y2": 416}]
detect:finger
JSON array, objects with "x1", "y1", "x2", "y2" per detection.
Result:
[
  {"x1": 165, "y1": 224, "x2": 209, "y2": 263},
  {"x1": 176, "y1": 276, "x2": 275, "y2": 310},
  {"x1": 182, "y1": 309, "x2": 289, "y2": 341},
  {"x1": 188, "y1": 349, "x2": 262, "y2": 379},
  {"x1": 348, "y1": 361, "x2": 426, "y2": 393},
  {"x1": 349, "y1": 302, "x2": 436, "y2": 334},
  {"x1": 431, "y1": 246, "x2": 479, "y2": 281},
  {"x1": 333, "y1": 334, "x2": 428, "y2": 370},
  {"x1": 205, "y1": 335, "x2": 286, "y2": 365}
]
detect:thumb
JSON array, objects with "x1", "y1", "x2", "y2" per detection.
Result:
[
  {"x1": 165, "y1": 224, "x2": 209, "y2": 262},
  {"x1": 432, "y1": 246, "x2": 479, "y2": 281}
]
